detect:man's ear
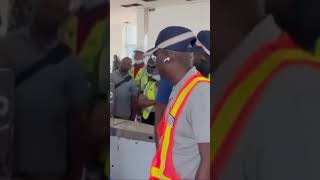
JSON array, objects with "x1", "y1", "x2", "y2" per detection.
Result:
[
  {"x1": 168, "y1": 51, "x2": 176, "y2": 59},
  {"x1": 166, "y1": 51, "x2": 178, "y2": 64},
  {"x1": 163, "y1": 57, "x2": 171, "y2": 63}
]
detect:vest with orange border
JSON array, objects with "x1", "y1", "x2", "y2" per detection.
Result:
[
  {"x1": 212, "y1": 33, "x2": 320, "y2": 179},
  {"x1": 149, "y1": 72, "x2": 209, "y2": 180}
]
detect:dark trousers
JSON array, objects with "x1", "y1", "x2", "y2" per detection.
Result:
[{"x1": 142, "y1": 112, "x2": 155, "y2": 126}]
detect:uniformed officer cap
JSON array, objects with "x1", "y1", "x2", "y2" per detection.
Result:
[
  {"x1": 145, "y1": 26, "x2": 196, "y2": 56},
  {"x1": 194, "y1": 30, "x2": 210, "y2": 56}
]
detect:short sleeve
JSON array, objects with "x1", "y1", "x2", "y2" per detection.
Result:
[
  {"x1": 189, "y1": 83, "x2": 210, "y2": 143},
  {"x1": 156, "y1": 79, "x2": 173, "y2": 105},
  {"x1": 65, "y1": 56, "x2": 90, "y2": 109}
]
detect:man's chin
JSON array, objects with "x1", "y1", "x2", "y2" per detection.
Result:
[{"x1": 159, "y1": 74, "x2": 168, "y2": 81}]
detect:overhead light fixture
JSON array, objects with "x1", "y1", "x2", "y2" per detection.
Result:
[
  {"x1": 121, "y1": 3, "x2": 143, "y2": 8},
  {"x1": 142, "y1": 0, "x2": 157, "y2": 2},
  {"x1": 148, "y1": 8, "x2": 155, "y2": 12}
]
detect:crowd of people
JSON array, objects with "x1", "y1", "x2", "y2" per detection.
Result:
[
  {"x1": 0, "y1": 0, "x2": 212, "y2": 178},
  {"x1": 111, "y1": 26, "x2": 211, "y2": 179},
  {"x1": 111, "y1": 29, "x2": 211, "y2": 124}
]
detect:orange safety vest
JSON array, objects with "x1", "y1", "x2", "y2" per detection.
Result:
[
  {"x1": 150, "y1": 72, "x2": 209, "y2": 180},
  {"x1": 212, "y1": 33, "x2": 320, "y2": 179}
]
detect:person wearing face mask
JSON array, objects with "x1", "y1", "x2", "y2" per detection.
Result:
[
  {"x1": 129, "y1": 50, "x2": 146, "y2": 86},
  {"x1": 139, "y1": 50, "x2": 160, "y2": 90},
  {"x1": 138, "y1": 56, "x2": 160, "y2": 125},
  {"x1": 140, "y1": 55, "x2": 152, "y2": 91}
]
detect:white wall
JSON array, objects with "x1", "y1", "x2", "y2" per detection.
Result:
[
  {"x1": 0, "y1": 0, "x2": 10, "y2": 36},
  {"x1": 136, "y1": 8, "x2": 146, "y2": 51},
  {"x1": 110, "y1": 23, "x2": 138, "y2": 57},
  {"x1": 110, "y1": 23, "x2": 124, "y2": 61},
  {"x1": 147, "y1": 2, "x2": 210, "y2": 49},
  {"x1": 110, "y1": 1, "x2": 210, "y2": 68},
  {"x1": 110, "y1": 23, "x2": 138, "y2": 71}
]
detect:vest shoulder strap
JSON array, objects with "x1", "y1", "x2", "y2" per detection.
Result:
[
  {"x1": 170, "y1": 76, "x2": 209, "y2": 119},
  {"x1": 212, "y1": 33, "x2": 320, "y2": 179}
]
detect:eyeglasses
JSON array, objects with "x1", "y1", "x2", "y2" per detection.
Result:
[
  {"x1": 151, "y1": 54, "x2": 157, "y2": 61},
  {"x1": 147, "y1": 65, "x2": 156, "y2": 69}
]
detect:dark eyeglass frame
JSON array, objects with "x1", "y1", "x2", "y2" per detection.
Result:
[
  {"x1": 150, "y1": 54, "x2": 157, "y2": 61},
  {"x1": 147, "y1": 65, "x2": 156, "y2": 69}
]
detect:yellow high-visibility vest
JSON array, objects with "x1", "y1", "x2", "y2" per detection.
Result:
[
  {"x1": 140, "y1": 69, "x2": 149, "y2": 91},
  {"x1": 79, "y1": 20, "x2": 106, "y2": 72},
  {"x1": 129, "y1": 66, "x2": 145, "y2": 86},
  {"x1": 142, "y1": 80, "x2": 157, "y2": 119},
  {"x1": 62, "y1": 14, "x2": 107, "y2": 74}
]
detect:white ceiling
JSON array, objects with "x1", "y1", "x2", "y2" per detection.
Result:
[{"x1": 110, "y1": 0, "x2": 209, "y2": 24}]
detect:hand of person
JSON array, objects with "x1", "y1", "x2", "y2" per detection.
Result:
[
  {"x1": 138, "y1": 95, "x2": 148, "y2": 108},
  {"x1": 139, "y1": 94, "x2": 149, "y2": 103},
  {"x1": 138, "y1": 95, "x2": 156, "y2": 108}
]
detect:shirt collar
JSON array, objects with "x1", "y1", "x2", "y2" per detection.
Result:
[
  {"x1": 172, "y1": 66, "x2": 198, "y2": 92},
  {"x1": 217, "y1": 15, "x2": 282, "y2": 72},
  {"x1": 212, "y1": 15, "x2": 282, "y2": 105}
]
